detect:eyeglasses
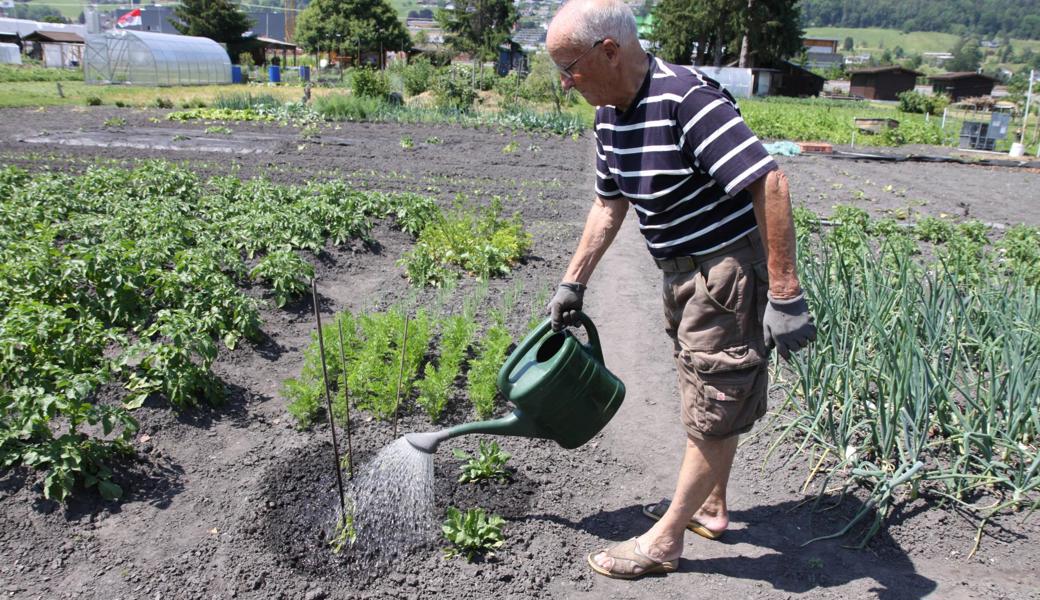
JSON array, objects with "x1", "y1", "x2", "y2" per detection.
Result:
[{"x1": 557, "y1": 39, "x2": 604, "y2": 81}]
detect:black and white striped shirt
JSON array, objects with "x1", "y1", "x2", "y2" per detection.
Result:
[{"x1": 595, "y1": 55, "x2": 777, "y2": 259}]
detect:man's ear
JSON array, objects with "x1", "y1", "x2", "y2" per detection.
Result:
[{"x1": 601, "y1": 38, "x2": 621, "y2": 64}]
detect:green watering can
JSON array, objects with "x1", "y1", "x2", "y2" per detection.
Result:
[{"x1": 404, "y1": 312, "x2": 625, "y2": 454}]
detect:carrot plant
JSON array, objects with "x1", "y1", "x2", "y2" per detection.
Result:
[
  {"x1": 466, "y1": 310, "x2": 512, "y2": 419},
  {"x1": 416, "y1": 314, "x2": 476, "y2": 422}
]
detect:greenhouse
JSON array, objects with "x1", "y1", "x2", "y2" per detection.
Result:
[{"x1": 84, "y1": 29, "x2": 230, "y2": 86}]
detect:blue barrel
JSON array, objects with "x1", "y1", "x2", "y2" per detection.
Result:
[
  {"x1": 299, "y1": 65, "x2": 310, "y2": 82},
  {"x1": 268, "y1": 65, "x2": 281, "y2": 83},
  {"x1": 230, "y1": 65, "x2": 243, "y2": 84}
]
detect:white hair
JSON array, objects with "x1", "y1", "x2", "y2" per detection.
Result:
[{"x1": 563, "y1": 0, "x2": 639, "y2": 48}]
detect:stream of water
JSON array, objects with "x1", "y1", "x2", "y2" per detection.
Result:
[{"x1": 339, "y1": 437, "x2": 436, "y2": 566}]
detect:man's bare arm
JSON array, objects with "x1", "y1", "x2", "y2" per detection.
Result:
[
  {"x1": 749, "y1": 170, "x2": 801, "y2": 299},
  {"x1": 562, "y1": 196, "x2": 629, "y2": 285}
]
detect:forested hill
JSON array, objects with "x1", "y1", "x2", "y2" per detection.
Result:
[{"x1": 799, "y1": 0, "x2": 1040, "y2": 40}]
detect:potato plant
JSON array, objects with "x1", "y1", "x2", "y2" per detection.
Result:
[{"x1": 0, "y1": 161, "x2": 443, "y2": 501}]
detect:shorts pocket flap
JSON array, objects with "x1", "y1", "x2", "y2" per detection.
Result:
[{"x1": 688, "y1": 345, "x2": 765, "y2": 374}]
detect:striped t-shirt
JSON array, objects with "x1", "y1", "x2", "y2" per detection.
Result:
[{"x1": 595, "y1": 55, "x2": 777, "y2": 259}]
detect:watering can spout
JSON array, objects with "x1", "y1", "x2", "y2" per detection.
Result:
[{"x1": 404, "y1": 411, "x2": 539, "y2": 454}]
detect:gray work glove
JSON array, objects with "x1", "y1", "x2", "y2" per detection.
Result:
[
  {"x1": 547, "y1": 282, "x2": 586, "y2": 332},
  {"x1": 763, "y1": 292, "x2": 817, "y2": 360}
]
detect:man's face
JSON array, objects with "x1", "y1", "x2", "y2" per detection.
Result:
[{"x1": 548, "y1": 29, "x2": 613, "y2": 106}]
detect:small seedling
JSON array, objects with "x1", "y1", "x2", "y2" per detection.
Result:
[
  {"x1": 329, "y1": 505, "x2": 358, "y2": 554},
  {"x1": 400, "y1": 135, "x2": 414, "y2": 149},
  {"x1": 172, "y1": 134, "x2": 190, "y2": 142},
  {"x1": 453, "y1": 440, "x2": 512, "y2": 484},
  {"x1": 442, "y1": 507, "x2": 505, "y2": 561},
  {"x1": 104, "y1": 117, "x2": 127, "y2": 128},
  {"x1": 205, "y1": 125, "x2": 233, "y2": 135},
  {"x1": 501, "y1": 140, "x2": 518, "y2": 154},
  {"x1": 425, "y1": 136, "x2": 443, "y2": 144}
]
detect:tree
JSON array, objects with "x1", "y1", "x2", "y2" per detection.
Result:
[
  {"x1": 437, "y1": 0, "x2": 518, "y2": 63},
  {"x1": 843, "y1": 36, "x2": 854, "y2": 51},
  {"x1": 947, "y1": 36, "x2": 983, "y2": 71},
  {"x1": 172, "y1": 0, "x2": 253, "y2": 59},
  {"x1": 651, "y1": 0, "x2": 800, "y2": 67},
  {"x1": 294, "y1": 0, "x2": 410, "y2": 62}
]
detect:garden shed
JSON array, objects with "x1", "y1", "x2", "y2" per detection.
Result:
[
  {"x1": 849, "y1": 66, "x2": 922, "y2": 100},
  {"x1": 84, "y1": 29, "x2": 230, "y2": 86},
  {"x1": 929, "y1": 72, "x2": 999, "y2": 101},
  {"x1": 22, "y1": 30, "x2": 83, "y2": 68}
]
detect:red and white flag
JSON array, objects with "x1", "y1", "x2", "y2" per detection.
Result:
[{"x1": 116, "y1": 9, "x2": 142, "y2": 28}]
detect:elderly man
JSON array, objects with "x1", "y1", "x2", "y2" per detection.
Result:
[{"x1": 544, "y1": 0, "x2": 816, "y2": 580}]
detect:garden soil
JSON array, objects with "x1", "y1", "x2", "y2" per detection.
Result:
[{"x1": 1, "y1": 107, "x2": 1038, "y2": 600}]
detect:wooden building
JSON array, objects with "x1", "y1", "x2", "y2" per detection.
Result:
[
  {"x1": 929, "y1": 72, "x2": 999, "y2": 101},
  {"x1": 848, "y1": 66, "x2": 922, "y2": 100},
  {"x1": 22, "y1": 30, "x2": 83, "y2": 68}
]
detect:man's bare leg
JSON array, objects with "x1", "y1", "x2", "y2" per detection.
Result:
[{"x1": 592, "y1": 434, "x2": 739, "y2": 575}]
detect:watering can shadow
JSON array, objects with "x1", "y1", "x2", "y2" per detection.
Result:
[{"x1": 405, "y1": 311, "x2": 625, "y2": 453}]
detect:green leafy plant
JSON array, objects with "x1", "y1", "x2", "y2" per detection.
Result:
[
  {"x1": 85, "y1": 96, "x2": 102, "y2": 106},
  {"x1": 204, "y1": 125, "x2": 233, "y2": 135},
  {"x1": 913, "y1": 215, "x2": 953, "y2": 243},
  {"x1": 501, "y1": 140, "x2": 518, "y2": 154},
  {"x1": 399, "y1": 197, "x2": 531, "y2": 287},
  {"x1": 350, "y1": 67, "x2": 390, "y2": 99},
  {"x1": 249, "y1": 248, "x2": 314, "y2": 308},
  {"x1": 453, "y1": 440, "x2": 512, "y2": 484},
  {"x1": 104, "y1": 116, "x2": 127, "y2": 128},
  {"x1": 442, "y1": 507, "x2": 505, "y2": 560},
  {"x1": 154, "y1": 97, "x2": 174, "y2": 109},
  {"x1": 400, "y1": 135, "x2": 414, "y2": 149}
]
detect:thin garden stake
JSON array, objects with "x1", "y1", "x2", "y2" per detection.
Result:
[
  {"x1": 336, "y1": 317, "x2": 354, "y2": 480},
  {"x1": 391, "y1": 312, "x2": 411, "y2": 440},
  {"x1": 311, "y1": 279, "x2": 346, "y2": 516}
]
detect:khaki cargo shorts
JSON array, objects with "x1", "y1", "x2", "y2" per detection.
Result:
[{"x1": 661, "y1": 234, "x2": 771, "y2": 440}]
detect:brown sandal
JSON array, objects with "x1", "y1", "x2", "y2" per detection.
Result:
[
  {"x1": 586, "y1": 537, "x2": 679, "y2": 580},
  {"x1": 642, "y1": 500, "x2": 725, "y2": 540}
]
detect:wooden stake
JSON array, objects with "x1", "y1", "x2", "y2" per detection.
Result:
[
  {"x1": 336, "y1": 317, "x2": 354, "y2": 480},
  {"x1": 312, "y1": 279, "x2": 346, "y2": 515}
]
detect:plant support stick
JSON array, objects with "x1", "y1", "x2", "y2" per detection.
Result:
[
  {"x1": 336, "y1": 317, "x2": 354, "y2": 479},
  {"x1": 311, "y1": 279, "x2": 347, "y2": 515},
  {"x1": 392, "y1": 313, "x2": 411, "y2": 440}
]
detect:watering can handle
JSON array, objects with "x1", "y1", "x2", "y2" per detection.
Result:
[{"x1": 498, "y1": 311, "x2": 605, "y2": 396}]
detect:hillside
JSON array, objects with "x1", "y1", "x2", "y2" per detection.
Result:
[
  {"x1": 800, "y1": 0, "x2": 1040, "y2": 41},
  {"x1": 804, "y1": 27, "x2": 1040, "y2": 55}
]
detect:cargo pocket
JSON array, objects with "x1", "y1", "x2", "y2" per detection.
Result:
[{"x1": 683, "y1": 345, "x2": 766, "y2": 437}]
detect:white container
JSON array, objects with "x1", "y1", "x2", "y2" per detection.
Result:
[{"x1": 1009, "y1": 142, "x2": 1025, "y2": 158}]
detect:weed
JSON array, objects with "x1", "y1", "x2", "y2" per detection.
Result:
[
  {"x1": 453, "y1": 440, "x2": 512, "y2": 484},
  {"x1": 442, "y1": 507, "x2": 505, "y2": 561},
  {"x1": 501, "y1": 140, "x2": 518, "y2": 154},
  {"x1": 425, "y1": 136, "x2": 443, "y2": 144},
  {"x1": 204, "y1": 125, "x2": 232, "y2": 135},
  {"x1": 104, "y1": 117, "x2": 127, "y2": 128},
  {"x1": 154, "y1": 97, "x2": 174, "y2": 109},
  {"x1": 400, "y1": 135, "x2": 414, "y2": 149},
  {"x1": 85, "y1": 96, "x2": 102, "y2": 106}
]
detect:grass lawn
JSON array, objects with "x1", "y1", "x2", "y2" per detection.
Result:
[{"x1": 0, "y1": 81, "x2": 337, "y2": 108}]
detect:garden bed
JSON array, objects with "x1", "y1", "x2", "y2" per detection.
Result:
[{"x1": 0, "y1": 107, "x2": 1038, "y2": 600}]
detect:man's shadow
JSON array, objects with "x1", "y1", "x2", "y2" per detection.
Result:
[{"x1": 522, "y1": 496, "x2": 939, "y2": 600}]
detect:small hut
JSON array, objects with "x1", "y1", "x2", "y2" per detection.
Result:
[
  {"x1": 849, "y1": 66, "x2": 922, "y2": 100},
  {"x1": 22, "y1": 30, "x2": 84, "y2": 68},
  {"x1": 929, "y1": 72, "x2": 999, "y2": 101}
]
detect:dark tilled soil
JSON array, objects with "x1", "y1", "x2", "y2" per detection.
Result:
[{"x1": 0, "y1": 106, "x2": 1038, "y2": 600}]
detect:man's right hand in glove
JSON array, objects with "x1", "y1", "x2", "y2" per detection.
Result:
[{"x1": 546, "y1": 282, "x2": 586, "y2": 331}]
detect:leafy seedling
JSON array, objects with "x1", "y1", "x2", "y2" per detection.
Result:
[
  {"x1": 442, "y1": 507, "x2": 505, "y2": 561},
  {"x1": 453, "y1": 440, "x2": 512, "y2": 484}
]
